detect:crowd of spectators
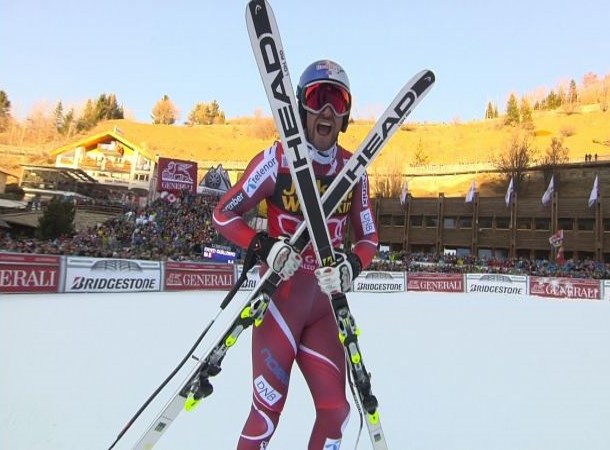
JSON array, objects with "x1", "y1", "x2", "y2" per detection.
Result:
[
  {"x1": 2, "y1": 191, "x2": 610, "y2": 279},
  {"x1": 0, "y1": 191, "x2": 230, "y2": 262},
  {"x1": 368, "y1": 251, "x2": 610, "y2": 279}
]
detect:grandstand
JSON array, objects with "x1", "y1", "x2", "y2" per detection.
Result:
[{"x1": 19, "y1": 164, "x2": 136, "y2": 207}]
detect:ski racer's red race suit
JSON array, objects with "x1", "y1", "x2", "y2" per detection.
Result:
[{"x1": 213, "y1": 141, "x2": 378, "y2": 449}]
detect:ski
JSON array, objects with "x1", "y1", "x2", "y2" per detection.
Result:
[
  {"x1": 249, "y1": 0, "x2": 386, "y2": 447},
  {"x1": 115, "y1": 6, "x2": 434, "y2": 449}
]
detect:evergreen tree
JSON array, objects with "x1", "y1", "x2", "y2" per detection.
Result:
[
  {"x1": 37, "y1": 196, "x2": 76, "y2": 240},
  {"x1": 54, "y1": 101, "x2": 65, "y2": 133},
  {"x1": 545, "y1": 90, "x2": 559, "y2": 109},
  {"x1": 485, "y1": 101, "x2": 495, "y2": 119},
  {"x1": 187, "y1": 103, "x2": 209, "y2": 125},
  {"x1": 568, "y1": 79, "x2": 578, "y2": 104},
  {"x1": 520, "y1": 97, "x2": 534, "y2": 129},
  {"x1": 504, "y1": 94, "x2": 520, "y2": 126},
  {"x1": 77, "y1": 99, "x2": 97, "y2": 132},
  {"x1": 187, "y1": 100, "x2": 226, "y2": 125},
  {"x1": 0, "y1": 90, "x2": 11, "y2": 131},
  {"x1": 96, "y1": 93, "x2": 124, "y2": 121},
  {"x1": 207, "y1": 100, "x2": 224, "y2": 124},
  {"x1": 63, "y1": 108, "x2": 75, "y2": 136},
  {"x1": 413, "y1": 137, "x2": 429, "y2": 166}
]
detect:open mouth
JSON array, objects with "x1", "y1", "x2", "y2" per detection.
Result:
[{"x1": 316, "y1": 122, "x2": 333, "y2": 136}]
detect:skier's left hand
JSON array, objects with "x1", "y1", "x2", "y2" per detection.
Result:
[{"x1": 314, "y1": 251, "x2": 362, "y2": 295}]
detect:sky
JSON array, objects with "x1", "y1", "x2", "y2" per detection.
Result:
[
  {"x1": 2, "y1": 0, "x2": 610, "y2": 125},
  {"x1": 2, "y1": 289, "x2": 610, "y2": 450}
]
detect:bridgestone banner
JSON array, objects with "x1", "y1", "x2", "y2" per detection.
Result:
[
  {"x1": 0, "y1": 252, "x2": 61, "y2": 293},
  {"x1": 466, "y1": 273, "x2": 527, "y2": 296},
  {"x1": 603, "y1": 281, "x2": 610, "y2": 301},
  {"x1": 165, "y1": 262, "x2": 234, "y2": 290},
  {"x1": 407, "y1": 273, "x2": 464, "y2": 292},
  {"x1": 530, "y1": 276, "x2": 601, "y2": 300},
  {"x1": 64, "y1": 257, "x2": 161, "y2": 293},
  {"x1": 352, "y1": 271, "x2": 405, "y2": 293}
]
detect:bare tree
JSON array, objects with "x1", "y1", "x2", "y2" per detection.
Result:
[
  {"x1": 494, "y1": 134, "x2": 536, "y2": 194},
  {"x1": 151, "y1": 95, "x2": 179, "y2": 125},
  {"x1": 599, "y1": 75, "x2": 610, "y2": 112},
  {"x1": 25, "y1": 104, "x2": 56, "y2": 145},
  {"x1": 371, "y1": 159, "x2": 403, "y2": 198},
  {"x1": 541, "y1": 137, "x2": 569, "y2": 166}
]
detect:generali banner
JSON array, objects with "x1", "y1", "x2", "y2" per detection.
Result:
[
  {"x1": 530, "y1": 277, "x2": 601, "y2": 300},
  {"x1": 165, "y1": 261, "x2": 234, "y2": 291},
  {"x1": 407, "y1": 273, "x2": 464, "y2": 292},
  {"x1": 0, "y1": 252, "x2": 61, "y2": 293},
  {"x1": 64, "y1": 257, "x2": 161, "y2": 293},
  {"x1": 352, "y1": 271, "x2": 405, "y2": 293},
  {"x1": 466, "y1": 273, "x2": 528, "y2": 296},
  {"x1": 156, "y1": 157, "x2": 198, "y2": 194}
]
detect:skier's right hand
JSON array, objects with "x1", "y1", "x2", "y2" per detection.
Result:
[{"x1": 251, "y1": 231, "x2": 302, "y2": 280}]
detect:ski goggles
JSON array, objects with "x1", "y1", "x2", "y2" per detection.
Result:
[{"x1": 301, "y1": 82, "x2": 351, "y2": 117}]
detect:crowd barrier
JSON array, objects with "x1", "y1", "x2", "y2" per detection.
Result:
[{"x1": 1, "y1": 252, "x2": 609, "y2": 301}]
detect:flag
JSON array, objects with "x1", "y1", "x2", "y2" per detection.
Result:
[
  {"x1": 549, "y1": 229, "x2": 564, "y2": 248},
  {"x1": 505, "y1": 176, "x2": 514, "y2": 207},
  {"x1": 556, "y1": 245, "x2": 565, "y2": 266},
  {"x1": 465, "y1": 179, "x2": 476, "y2": 203},
  {"x1": 400, "y1": 181, "x2": 409, "y2": 205},
  {"x1": 588, "y1": 175, "x2": 599, "y2": 207},
  {"x1": 541, "y1": 175, "x2": 555, "y2": 206}
]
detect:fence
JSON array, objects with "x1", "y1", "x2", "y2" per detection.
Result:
[{"x1": 2, "y1": 252, "x2": 609, "y2": 301}]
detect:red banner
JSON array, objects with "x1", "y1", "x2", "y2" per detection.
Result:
[
  {"x1": 164, "y1": 262, "x2": 234, "y2": 291},
  {"x1": 156, "y1": 157, "x2": 198, "y2": 194},
  {"x1": 407, "y1": 273, "x2": 464, "y2": 292},
  {"x1": 529, "y1": 276, "x2": 601, "y2": 300},
  {"x1": 0, "y1": 252, "x2": 61, "y2": 293}
]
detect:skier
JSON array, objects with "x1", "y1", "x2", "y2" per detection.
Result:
[{"x1": 213, "y1": 59, "x2": 379, "y2": 449}]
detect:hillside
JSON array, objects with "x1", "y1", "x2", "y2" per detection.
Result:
[
  {"x1": 83, "y1": 106, "x2": 610, "y2": 168},
  {"x1": 2, "y1": 105, "x2": 609, "y2": 197}
]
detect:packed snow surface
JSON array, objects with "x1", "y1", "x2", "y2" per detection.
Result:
[{"x1": 2, "y1": 290, "x2": 609, "y2": 450}]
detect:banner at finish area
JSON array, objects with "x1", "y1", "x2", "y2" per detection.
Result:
[
  {"x1": 237, "y1": 264, "x2": 262, "y2": 291},
  {"x1": 156, "y1": 157, "x2": 198, "y2": 194},
  {"x1": 529, "y1": 276, "x2": 601, "y2": 300},
  {"x1": 0, "y1": 252, "x2": 61, "y2": 293},
  {"x1": 64, "y1": 257, "x2": 161, "y2": 293},
  {"x1": 466, "y1": 273, "x2": 527, "y2": 296},
  {"x1": 352, "y1": 271, "x2": 405, "y2": 293},
  {"x1": 165, "y1": 261, "x2": 234, "y2": 291},
  {"x1": 406, "y1": 272, "x2": 464, "y2": 292},
  {"x1": 603, "y1": 281, "x2": 610, "y2": 301}
]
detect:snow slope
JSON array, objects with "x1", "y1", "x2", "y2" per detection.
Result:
[{"x1": 2, "y1": 290, "x2": 609, "y2": 450}]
